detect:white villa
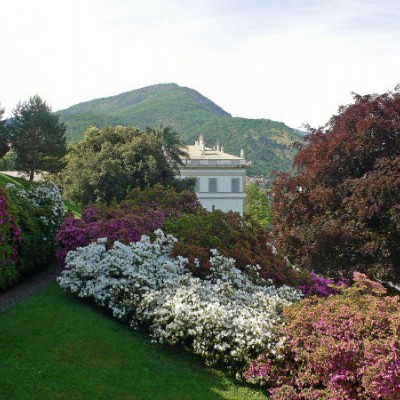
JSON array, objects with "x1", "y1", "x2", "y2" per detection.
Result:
[{"x1": 179, "y1": 136, "x2": 251, "y2": 215}]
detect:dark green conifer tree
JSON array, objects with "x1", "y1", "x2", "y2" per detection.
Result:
[{"x1": 10, "y1": 95, "x2": 67, "y2": 180}]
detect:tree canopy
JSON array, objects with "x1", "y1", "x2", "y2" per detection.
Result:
[
  {"x1": 245, "y1": 183, "x2": 271, "y2": 230},
  {"x1": 145, "y1": 125, "x2": 188, "y2": 171},
  {"x1": 10, "y1": 95, "x2": 67, "y2": 180},
  {"x1": 271, "y1": 88, "x2": 400, "y2": 283},
  {"x1": 59, "y1": 125, "x2": 186, "y2": 206}
]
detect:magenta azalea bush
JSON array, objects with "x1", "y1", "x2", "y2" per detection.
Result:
[
  {"x1": 56, "y1": 185, "x2": 203, "y2": 267},
  {"x1": 246, "y1": 273, "x2": 400, "y2": 400},
  {"x1": 300, "y1": 271, "x2": 350, "y2": 298},
  {"x1": 56, "y1": 205, "x2": 165, "y2": 266}
]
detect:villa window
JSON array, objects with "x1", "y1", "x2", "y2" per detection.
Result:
[
  {"x1": 208, "y1": 178, "x2": 217, "y2": 192},
  {"x1": 231, "y1": 178, "x2": 240, "y2": 193}
]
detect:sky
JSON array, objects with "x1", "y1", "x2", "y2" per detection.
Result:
[{"x1": 1, "y1": 0, "x2": 399, "y2": 129}]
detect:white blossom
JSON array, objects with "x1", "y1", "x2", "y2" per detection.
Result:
[{"x1": 58, "y1": 230, "x2": 302, "y2": 372}]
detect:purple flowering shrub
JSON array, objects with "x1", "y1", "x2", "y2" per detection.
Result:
[
  {"x1": 300, "y1": 271, "x2": 350, "y2": 297},
  {"x1": 0, "y1": 188, "x2": 22, "y2": 289},
  {"x1": 56, "y1": 205, "x2": 165, "y2": 267},
  {"x1": 57, "y1": 185, "x2": 203, "y2": 267},
  {"x1": 246, "y1": 273, "x2": 400, "y2": 400}
]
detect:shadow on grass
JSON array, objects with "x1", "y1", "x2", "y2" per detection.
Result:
[{"x1": 0, "y1": 284, "x2": 268, "y2": 400}]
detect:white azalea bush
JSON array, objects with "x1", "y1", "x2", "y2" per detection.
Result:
[
  {"x1": 6, "y1": 182, "x2": 65, "y2": 242},
  {"x1": 1, "y1": 181, "x2": 66, "y2": 289},
  {"x1": 58, "y1": 230, "x2": 302, "y2": 372}
]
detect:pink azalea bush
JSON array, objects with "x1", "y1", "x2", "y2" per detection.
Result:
[{"x1": 246, "y1": 273, "x2": 400, "y2": 399}]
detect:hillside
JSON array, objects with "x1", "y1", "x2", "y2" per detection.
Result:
[{"x1": 58, "y1": 83, "x2": 301, "y2": 178}]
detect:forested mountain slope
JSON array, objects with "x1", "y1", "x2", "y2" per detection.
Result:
[{"x1": 58, "y1": 83, "x2": 301, "y2": 177}]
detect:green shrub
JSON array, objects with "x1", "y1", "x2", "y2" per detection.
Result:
[
  {"x1": 164, "y1": 210, "x2": 303, "y2": 286},
  {"x1": 0, "y1": 182, "x2": 65, "y2": 290},
  {"x1": 0, "y1": 188, "x2": 22, "y2": 289}
]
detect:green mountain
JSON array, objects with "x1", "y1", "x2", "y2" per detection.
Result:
[{"x1": 58, "y1": 83, "x2": 300, "y2": 178}]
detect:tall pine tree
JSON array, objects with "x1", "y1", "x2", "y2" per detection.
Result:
[{"x1": 10, "y1": 95, "x2": 67, "y2": 180}]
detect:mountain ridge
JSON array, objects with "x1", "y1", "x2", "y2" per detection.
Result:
[{"x1": 58, "y1": 83, "x2": 301, "y2": 178}]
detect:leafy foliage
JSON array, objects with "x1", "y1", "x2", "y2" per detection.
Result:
[
  {"x1": 10, "y1": 95, "x2": 67, "y2": 180},
  {"x1": 58, "y1": 83, "x2": 301, "y2": 179},
  {"x1": 123, "y1": 184, "x2": 202, "y2": 218},
  {"x1": 59, "y1": 125, "x2": 184, "y2": 206},
  {"x1": 0, "y1": 151, "x2": 16, "y2": 170},
  {"x1": 0, "y1": 188, "x2": 22, "y2": 289},
  {"x1": 0, "y1": 182, "x2": 65, "y2": 290},
  {"x1": 272, "y1": 88, "x2": 400, "y2": 282},
  {"x1": 164, "y1": 210, "x2": 303, "y2": 286},
  {"x1": 145, "y1": 125, "x2": 188, "y2": 170},
  {"x1": 246, "y1": 273, "x2": 400, "y2": 400},
  {"x1": 245, "y1": 183, "x2": 272, "y2": 230}
]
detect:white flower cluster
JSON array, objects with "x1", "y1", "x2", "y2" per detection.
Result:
[
  {"x1": 58, "y1": 230, "x2": 302, "y2": 371},
  {"x1": 6, "y1": 182, "x2": 65, "y2": 235}
]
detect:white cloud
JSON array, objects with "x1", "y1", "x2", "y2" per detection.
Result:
[{"x1": 1, "y1": 0, "x2": 399, "y2": 128}]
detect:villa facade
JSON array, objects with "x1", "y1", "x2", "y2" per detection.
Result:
[{"x1": 179, "y1": 136, "x2": 251, "y2": 215}]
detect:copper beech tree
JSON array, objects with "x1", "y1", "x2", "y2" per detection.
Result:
[{"x1": 272, "y1": 88, "x2": 400, "y2": 283}]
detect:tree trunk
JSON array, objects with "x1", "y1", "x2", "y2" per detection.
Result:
[{"x1": 29, "y1": 169, "x2": 35, "y2": 181}]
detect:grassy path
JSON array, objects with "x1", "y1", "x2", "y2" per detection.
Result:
[{"x1": 0, "y1": 285, "x2": 267, "y2": 400}]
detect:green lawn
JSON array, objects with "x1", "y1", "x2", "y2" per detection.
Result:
[
  {"x1": 0, "y1": 173, "x2": 82, "y2": 216},
  {"x1": 0, "y1": 285, "x2": 268, "y2": 400},
  {"x1": 0, "y1": 172, "x2": 33, "y2": 189}
]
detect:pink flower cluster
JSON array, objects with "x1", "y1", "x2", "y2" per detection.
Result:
[
  {"x1": 56, "y1": 204, "x2": 165, "y2": 267},
  {"x1": 300, "y1": 271, "x2": 350, "y2": 298},
  {"x1": 246, "y1": 273, "x2": 400, "y2": 399}
]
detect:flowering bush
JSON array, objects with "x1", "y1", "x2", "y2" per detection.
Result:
[
  {"x1": 246, "y1": 273, "x2": 400, "y2": 399},
  {"x1": 6, "y1": 182, "x2": 65, "y2": 246},
  {"x1": 0, "y1": 188, "x2": 22, "y2": 289},
  {"x1": 3, "y1": 182, "x2": 65, "y2": 282},
  {"x1": 56, "y1": 205, "x2": 165, "y2": 267},
  {"x1": 58, "y1": 230, "x2": 302, "y2": 371},
  {"x1": 300, "y1": 271, "x2": 350, "y2": 298},
  {"x1": 165, "y1": 210, "x2": 305, "y2": 286},
  {"x1": 56, "y1": 185, "x2": 202, "y2": 267}
]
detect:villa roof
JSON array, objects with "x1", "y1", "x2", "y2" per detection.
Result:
[
  {"x1": 182, "y1": 145, "x2": 243, "y2": 160},
  {"x1": 179, "y1": 136, "x2": 251, "y2": 168}
]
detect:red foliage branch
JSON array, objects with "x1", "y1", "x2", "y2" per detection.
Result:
[{"x1": 272, "y1": 88, "x2": 400, "y2": 282}]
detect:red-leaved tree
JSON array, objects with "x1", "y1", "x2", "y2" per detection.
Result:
[{"x1": 272, "y1": 87, "x2": 400, "y2": 283}]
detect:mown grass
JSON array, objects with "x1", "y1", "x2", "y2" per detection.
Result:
[
  {"x1": 0, "y1": 285, "x2": 268, "y2": 400},
  {"x1": 0, "y1": 172, "x2": 33, "y2": 189},
  {"x1": 0, "y1": 172, "x2": 82, "y2": 217}
]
